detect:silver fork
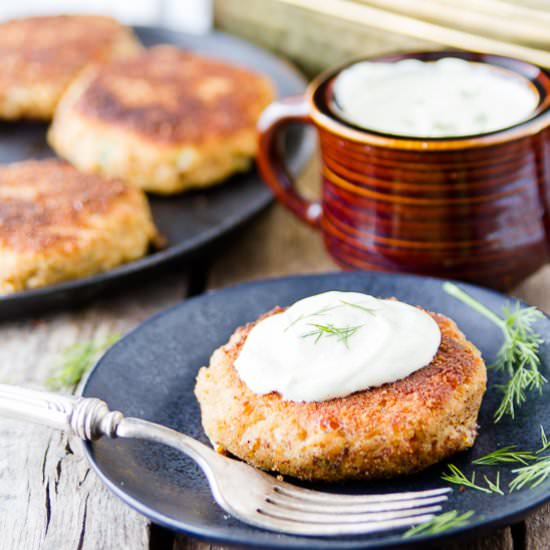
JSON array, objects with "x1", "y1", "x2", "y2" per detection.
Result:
[{"x1": 0, "y1": 384, "x2": 450, "y2": 537}]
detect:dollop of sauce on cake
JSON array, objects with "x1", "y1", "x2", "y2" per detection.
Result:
[{"x1": 234, "y1": 291, "x2": 441, "y2": 402}]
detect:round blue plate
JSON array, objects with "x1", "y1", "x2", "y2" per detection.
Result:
[{"x1": 82, "y1": 272, "x2": 550, "y2": 548}]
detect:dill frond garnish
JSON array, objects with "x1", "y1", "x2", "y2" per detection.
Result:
[
  {"x1": 441, "y1": 464, "x2": 501, "y2": 494},
  {"x1": 509, "y1": 426, "x2": 550, "y2": 491},
  {"x1": 301, "y1": 323, "x2": 363, "y2": 348},
  {"x1": 286, "y1": 297, "x2": 377, "y2": 346},
  {"x1": 509, "y1": 457, "x2": 550, "y2": 491},
  {"x1": 339, "y1": 300, "x2": 377, "y2": 315},
  {"x1": 285, "y1": 299, "x2": 377, "y2": 331},
  {"x1": 47, "y1": 333, "x2": 120, "y2": 390},
  {"x1": 472, "y1": 446, "x2": 536, "y2": 466},
  {"x1": 284, "y1": 304, "x2": 340, "y2": 331},
  {"x1": 403, "y1": 510, "x2": 474, "y2": 538},
  {"x1": 467, "y1": 426, "x2": 550, "y2": 492},
  {"x1": 483, "y1": 471, "x2": 504, "y2": 495},
  {"x1": 443, "y1": 282, "x2": 546, "y2": 422},
  {"x1": 538, "y1": 425, "x2": 550, "y2": 454}
]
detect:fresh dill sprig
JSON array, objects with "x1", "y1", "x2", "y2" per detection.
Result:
[
  {"x1": 509, "y1": 426, "x2": 550, "y2": 491},
  {"x1": 538, "y1": 425, "x2": 550, "y2": 454},
  {"x1": 509, "y1": 457, "x2": 550, "y2": 491},
  {"x1": 467, "y1": 426, "x2": 550, "y2": 492},
  {"x1": 443, "y1": 282, "x2": 546, "y2": 422},
  {"x1": 301, "y1": 323, "x2": 363, "y2": 348},
  {"x1": 472, "y1": 446, "x2": 536, "y2": 466},
  {"x1": 285, "y1": 299, "x2": 376, "y2": 331},
  {"x1": 403, "y1": 510, "x2": 475, "y2": 538},
  {"x1": 285, "y1": 304, "x2": 340, "y2": 331},
  {"x1": 46, "y1": 333, "x2": 120, "y2": 390},
  {"x1": 339, "y1": 300, "x2": 377, "y2": 315},
  {"x1": 441, "y1": 464, "x2": 501, "y2": 494},
  {"x1": 483, "y1": 471, "x2": 504, "y2": 495},
  {"x1": 493, "y1": 346, "x2": 546, "y2": 423}
]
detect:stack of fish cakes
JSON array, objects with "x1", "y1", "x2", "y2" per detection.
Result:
[{"x1": 0, "y1": 16, "x2": 275, "y2": 294}]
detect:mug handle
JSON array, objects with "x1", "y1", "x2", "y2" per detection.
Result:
[{"x1": 257, "y1": 95, "x2": 322, "y2": 228}]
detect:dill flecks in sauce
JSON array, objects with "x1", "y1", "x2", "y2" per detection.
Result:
[
  {"x1": 332, "y1": 58, "x2": 539, "y2": 138},
  {"x1": 234, "y1": 291, "x2": 441, "y2": 402}
]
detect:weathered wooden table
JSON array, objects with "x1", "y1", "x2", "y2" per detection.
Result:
[{"x1": 1, "y1": 158, "x2": 549, "y2": 550}]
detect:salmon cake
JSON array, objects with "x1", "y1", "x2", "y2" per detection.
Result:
[
  {"x1": 0, "y1": 15, "x2": 142, "y2": 120},
  {"x1": 0, "y1": 160, "x2": 159, "y2": 294},
  {"x1": 195, "y1": 306, "x2": 487, "y2": 482},
  {"x1": 48, "y1": 45, "x2": 275, "y2": 194}
]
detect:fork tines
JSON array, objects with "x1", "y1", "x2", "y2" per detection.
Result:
[{"x1": 254, "y1": 485, "x2": 451, "y2": 536}]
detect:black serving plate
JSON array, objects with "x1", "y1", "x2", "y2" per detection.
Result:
[
  {"x1": 82, "y1": 271, "x2": 550, "y2": 549},
  {"x1": 0, "y1": 26, "x2": 313, "y2": 321}
]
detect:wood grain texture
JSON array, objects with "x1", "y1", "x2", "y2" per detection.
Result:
[
  {"x1": 448, "y1": 529, "x2": 514, "y2": 550},
  {"x1": 524, "y1": 502, "x2": 550, "y2": 549},
  {"x1": 0, "y1": 274, "x2": 188, "y2": 550},
  {"x1": 174, "y1": 540, "x2": 227, "y2": 550}
]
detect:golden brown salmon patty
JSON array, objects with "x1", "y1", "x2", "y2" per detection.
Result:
[
  {"x1": 0, "y1": 160, "x2": 159, "y2": 294},
  {"x1": 195, "y1": 307, "x2": 487, "y2": 481},
  {"x1": 0, "y1": 15, "x2": 142, "y2": 120},
  {"x1": 48, "y1": 45, "x2": 275, "y2": 194}
]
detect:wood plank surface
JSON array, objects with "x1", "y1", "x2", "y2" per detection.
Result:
[
  {"x1": 524, "y1": 502, "x2": 550, "y2": 550},
  {"x1": 0, "y1": 274, "x2": 189, "y2": 550}
]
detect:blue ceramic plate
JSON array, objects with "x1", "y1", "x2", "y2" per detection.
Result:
[{"x1": 82, "y1": 272, "x2": 550, "y2": 548}]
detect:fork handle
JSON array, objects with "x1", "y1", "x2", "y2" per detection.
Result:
[
  {"x1": 0, "y1": 384, "x2": 218, "y2": 466},
  {"x1": 0, "y1": 384, "x2": 122, "y2": 440}
]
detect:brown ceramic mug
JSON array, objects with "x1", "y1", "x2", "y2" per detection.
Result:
[{"x1": 257, "y1": 51, "x2": 550, "y2": 290}]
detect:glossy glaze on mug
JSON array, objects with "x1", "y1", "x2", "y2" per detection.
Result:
[{"x1": 257, "y1": 51, "x2": 550, "y2": 290}]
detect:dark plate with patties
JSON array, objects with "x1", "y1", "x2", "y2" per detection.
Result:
[
  {"x1": 0, "y1": 26, "x2": 313, "y2": 321},
  {"x1": 81, "y1": 271, "x2": 550, "y2": 549}
]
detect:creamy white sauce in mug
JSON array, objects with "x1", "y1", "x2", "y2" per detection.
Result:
[
  {"x1": 332, "y1": 57, "x2": 539, "y2": 138},
  {"x1": 234, "y1": 291, "x2": 441, "y2": 402}
]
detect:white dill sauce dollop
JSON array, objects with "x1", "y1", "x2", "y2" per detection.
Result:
[
  {"x1": 332, "y1": 58, "x2": 539, "y2": 138},
  {"x1": 234, "y1": 291, "x2": 441, "y2": 402}
]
